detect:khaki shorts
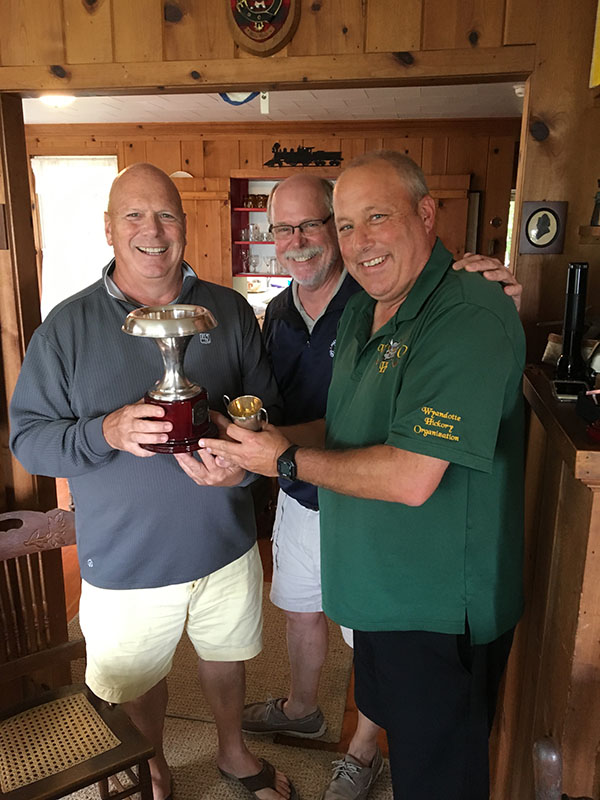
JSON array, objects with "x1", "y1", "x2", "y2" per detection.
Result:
[{"x1": 79, "y1": 543, "x2": 263, "y2": 703}]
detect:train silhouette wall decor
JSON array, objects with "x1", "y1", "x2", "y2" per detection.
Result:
[{"x1": 264, "y1": 142, "x2": 343, "y2": 167}]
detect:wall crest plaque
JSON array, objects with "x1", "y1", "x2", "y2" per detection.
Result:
[{"x1": 227, "y1": 0, "x2": 301, "y2": 57}]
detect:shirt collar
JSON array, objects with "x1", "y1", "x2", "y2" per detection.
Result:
[
  {"x1": 291, "y1": 268, "x2": 349, "y2": 329},
  {"x1": 391, "y1": 238, "x2": 454, "y2": 323},
  {"x1": 349, "y1": 238, "x2": 454, "y2": 341},
  {"x1": 102, "y1": 259, "x2": 196, "y2": 305}
]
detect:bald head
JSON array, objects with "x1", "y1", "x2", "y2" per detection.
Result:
[
  {"x1": 104, "y1": 162, "x2": 187, "y2": 306},
  {"x1": 107, "y1": 163, "x2": 184, "y2": 217}
]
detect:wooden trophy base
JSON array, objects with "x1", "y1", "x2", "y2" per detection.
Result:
[{"x1": 140, "y1": 392, "x2": 218, "y2": 454}]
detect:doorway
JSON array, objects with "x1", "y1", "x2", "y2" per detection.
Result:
[{"x1": 31, "y1": 155, "x2": 118, "y2": 319}]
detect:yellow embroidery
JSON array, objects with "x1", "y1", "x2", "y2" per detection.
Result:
[
  {"x1": 414, "y1": 406, "x2": 462, "y2": 442},
  {"x1": 414, "y1": 424, "x2": 459, "y2": 442},
  {"x1": 375, "y1": 339, "x2": 408, "y2": 372}
]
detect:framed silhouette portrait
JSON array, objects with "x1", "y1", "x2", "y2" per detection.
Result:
[{"x1": 518, "y1": 201, "x2": 567, "y2": 254}]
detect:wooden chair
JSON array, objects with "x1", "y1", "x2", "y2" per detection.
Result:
[{"x1": 0, "y1": 508, "x2": 154, "y2": 800}]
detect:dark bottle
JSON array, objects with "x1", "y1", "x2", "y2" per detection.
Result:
[{"x1": 555, "y1": 262, "x2": 590, "y2": 382}]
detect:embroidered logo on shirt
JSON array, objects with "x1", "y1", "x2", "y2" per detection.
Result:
[
  {"x1": 198, "y1": 333, "x2": 212, "y2": 344},
  {"x1": 375, "y1": 339, "x2": 408, "y2": 373},
  {"x1": 329, "y1": 338, "x2": 336, "y2": 358},
  {"x1": 413, "y1": 406, "x2": 461, "y2": 442}
]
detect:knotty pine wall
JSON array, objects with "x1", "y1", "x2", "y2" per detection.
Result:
[
  {"x1": 25, "y1": 117, "x2": 521, "y2": 287},
  {"x1": 0, "y1": 0, "x2": 537, "y2": 93}
]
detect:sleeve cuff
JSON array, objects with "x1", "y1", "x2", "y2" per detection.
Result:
[
  {"x1": 83, "y1": 415, "x2": 115, "y2": 458},
  {"x1": 386, "y1": 431, "x2": 494, "y2": 474}
]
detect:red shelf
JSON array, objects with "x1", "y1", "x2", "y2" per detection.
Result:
[
  {"x1": 237, "y1": 272, "x2": 290, "y2": 277},
  {"x1": 231, "y1": 178, "x2": 279, "y2": 277}
]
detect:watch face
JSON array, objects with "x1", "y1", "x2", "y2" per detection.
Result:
[
  {"x1": 277, "y1": 447, "x2": 298, "y2": 480},
  {"x1": 278, "y1": 459, "x2": 295, "y2": 480}
]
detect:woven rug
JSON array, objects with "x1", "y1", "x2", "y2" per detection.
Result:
[
  {"x1": 69, "y1": 582, "x2": 353, "y2": 743},
  {"x1": 64, "y1": 716, "x2": 393, "y2": 800}
]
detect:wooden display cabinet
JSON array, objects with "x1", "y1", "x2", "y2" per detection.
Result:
[{"x1": 231, "y1": 178, "x2": 280, "y2": 277}]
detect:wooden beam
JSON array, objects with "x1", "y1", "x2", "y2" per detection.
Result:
[
  {"x1": 0, "y1": 46, "x2": 535, "y2": 93},
  {"x1": 25, "y1": 117, "x2": 523, "y2": 143},
  {"x1": 0, "y1": 94, "x2": 55, "y2": 512}
]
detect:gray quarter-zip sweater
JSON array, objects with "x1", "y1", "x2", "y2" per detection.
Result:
[{"x1": 10, "y1": 261, "x2": 282, "y2": 589}]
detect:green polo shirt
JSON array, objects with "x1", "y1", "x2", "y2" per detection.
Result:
[{"x1": 319, "y1": 239, "x2": 525, "y2": 644}]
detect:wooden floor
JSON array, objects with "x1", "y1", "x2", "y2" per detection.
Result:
[{"x1": 61, "y1": 534, "x2": 388, "y2": 758}]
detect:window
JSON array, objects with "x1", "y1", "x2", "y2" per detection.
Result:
[{"x1": 31, "y1": 156, "x2": 118, "y2": 319}]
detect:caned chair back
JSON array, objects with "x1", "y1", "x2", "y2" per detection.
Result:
[
  {"x1": 0, "y1": 509, "x2": 82, "y2": 708},
  {"x1": 0, "y1": 509, "x2": 154, "y2": 800}
]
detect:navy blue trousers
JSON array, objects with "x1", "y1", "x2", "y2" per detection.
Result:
[{"x1": 353, "y1": 626, "x2": 514, "y2": 800}]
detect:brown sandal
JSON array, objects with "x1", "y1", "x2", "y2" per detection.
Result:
[{"x1": 218, "y1": 757, "x2": 299, "y2": 799}]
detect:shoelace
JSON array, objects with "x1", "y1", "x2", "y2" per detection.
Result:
[
  {"x1": 330, "y1": 758, "x2": 363, "y2": 785},
  {"x1": 264, "y1": 697, "x2": 286, "y2": 716}
]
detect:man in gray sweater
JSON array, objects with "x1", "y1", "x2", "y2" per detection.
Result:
[{"x1": 10, "y1": 163, "x2": 295, "y2": 800}]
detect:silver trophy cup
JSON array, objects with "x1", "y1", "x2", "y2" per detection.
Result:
[{"x1": 122, "y1": 304, "x2": 218, "y2": 453}]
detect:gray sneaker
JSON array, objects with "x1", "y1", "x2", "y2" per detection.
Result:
[
  {"x1": 242, "y1": 697, "x2": 327, "y2": 738},
  {"x1": 321, "y1": 748, "x2": 384, "y2": 800}
]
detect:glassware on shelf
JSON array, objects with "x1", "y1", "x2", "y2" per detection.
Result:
[
  {"x1": 249, "y1": 254, "x2": 261, "y2": 273},
  {"x1": 239, "y1": 226, "x2": 250, "y2": 241},
  {"x1": 266, "y1": 256, "x2": 279, "y2": 275},
  {"x1": 249, "y1": 224, "x2": 261, "y2": 241},
  {"x1": 240, "y1": 250, "x2": 250, "y2": 272}
]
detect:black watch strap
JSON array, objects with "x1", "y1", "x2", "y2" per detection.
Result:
[{"x1": 277, "y1": 445, "x2": 300, "y2": 481}]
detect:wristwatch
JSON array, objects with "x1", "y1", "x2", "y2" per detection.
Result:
[{"x1": 277, "y1": 445, "x2": 300, "y2": 481}]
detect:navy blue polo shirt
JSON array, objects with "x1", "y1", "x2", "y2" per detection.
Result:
[{"x1": 262, "y1": 272, "x2": 361, "y2": 508}]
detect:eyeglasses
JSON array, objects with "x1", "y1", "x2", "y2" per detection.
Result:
[{"x1": 269, "y1": 214, "x2": 332, "y2": 240}]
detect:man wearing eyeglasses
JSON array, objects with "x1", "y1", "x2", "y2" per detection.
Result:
[{"x1": 223, "y1": 172, "x2": 523, "y2": 800}]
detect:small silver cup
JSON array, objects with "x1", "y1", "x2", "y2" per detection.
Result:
[{"x1": 223, "y1": 394, "x2": 268, "y2": 431}]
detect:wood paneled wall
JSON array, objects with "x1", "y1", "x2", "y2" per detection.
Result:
[
  {"x1": 25, "y1": 117, "x2": 520, "y2": 285},
  {"x1": 0, "y1": 0, "x2": 537, "y2": 92},
  {"x1": 509, "y1": 0, "x2": 600, "y2": 361}
]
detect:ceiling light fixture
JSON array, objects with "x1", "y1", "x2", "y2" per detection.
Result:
[{"x1": 40, "y1": 95, "x2": 76, "y2": 108}]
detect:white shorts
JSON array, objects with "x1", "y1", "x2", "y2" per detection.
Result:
[
  {"x1": 79, "y1": 543, "x2": 263, "y2": 703},
  {"x1": 270, "y1": 490, "x2": 322, "y2": 613},
  {"x1": 270, "y1": 491, "x2": 355, "y2": 647}
]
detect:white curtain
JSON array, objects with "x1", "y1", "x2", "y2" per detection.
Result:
[{"x1": 31, "y1": 156, "x2": 119, "y2": 319}]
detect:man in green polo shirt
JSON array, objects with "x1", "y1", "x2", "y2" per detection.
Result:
[{"x1": 196, "y1": 150, "x2": 525, "y2": 800}]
